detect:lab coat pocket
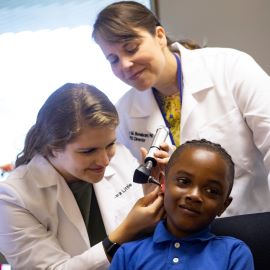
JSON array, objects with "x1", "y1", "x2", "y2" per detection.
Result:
[{"x1": 199, "y1": 108, "x2": 254, "y2": 178}]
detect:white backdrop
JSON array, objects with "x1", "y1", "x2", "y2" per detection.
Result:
[{"x1": 0, "y1": 0, "x2": 151, "y2": 174}]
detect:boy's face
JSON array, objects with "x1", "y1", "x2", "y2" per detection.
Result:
[{"x1": 164, "y1": 147, "x2": 232, "y2": 238}]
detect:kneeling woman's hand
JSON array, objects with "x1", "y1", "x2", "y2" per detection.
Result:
[{"x1": 107, "y1": 187, "x2": 164, "y2": 254}]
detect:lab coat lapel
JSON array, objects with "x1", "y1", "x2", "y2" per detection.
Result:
[
  {"x1": 129, "y1": 89, "x2": 168, "y2": 136},
  {"x1": 33, "y1": 156, "x2": 90, "y2": 247},
  {"x1": 56, "y1": 177, "x2": 90, "y2": 247},
  {"x1": 177, "y1": 43, "x2": 214, "y2": 136},
  {"x1": 94, "y1": 160, "x2": 141, "y2": 235},
  {"x1": 94, "y1": 162, "x2": 135, "y2": 235},
  {"x1": 181, "y1": 85, "x2": 197, "y2": 133},
  {"x1": 94, "y1": 166, "x2": 118, "y2": 234}
]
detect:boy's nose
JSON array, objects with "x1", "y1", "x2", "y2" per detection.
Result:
[{"x1": 185, "y1": 187, "x2": 202, "y2": 203}]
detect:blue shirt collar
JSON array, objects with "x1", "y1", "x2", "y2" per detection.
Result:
[{"x1": 153, "y1": 219, "x2": 215, "y2": 244}]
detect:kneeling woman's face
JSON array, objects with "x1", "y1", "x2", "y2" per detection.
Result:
[{"x1": 49, "y1": 125, "x2": 116, "y2": 184}]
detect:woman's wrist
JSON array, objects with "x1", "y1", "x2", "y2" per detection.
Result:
[
  {"x1": 102, "y1": 236, "x2": 121, "y2": 260},
  {"x1": 108, "y1": 220, "x2": 136, "y2": 244}
]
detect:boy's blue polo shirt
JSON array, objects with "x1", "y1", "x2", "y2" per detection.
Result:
[{"x1": 110, "y1": 220, "x2": 254, "y2": 270}]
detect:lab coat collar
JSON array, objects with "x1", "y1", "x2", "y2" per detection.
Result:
[
  {"x1": 28, "y1": 155, "x2": 90, "y2": 246},
  {"x1": 126, "y1": 89, "x2": 165, "y2": 135},
  {"x1": 171, "y1": 42, "x2": 214, "y2": 94},
  {"x1": 127, "y1": 42, "x2": 214, "y2": 121},
  {"x1": 27, "y1": 155, "x2": 117, "y2": 247},
  {"x1": 171, "y1": 42, "x2": 214, "y2": 131},
  {"x1": 28, "y1": 155, "x2": 61, "y2": 188}
]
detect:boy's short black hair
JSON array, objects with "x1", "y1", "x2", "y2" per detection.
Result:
[{"x1": 165, "y1": 139, "x2": 235, "y2": 197}]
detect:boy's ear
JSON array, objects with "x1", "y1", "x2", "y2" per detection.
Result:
[{"x1": 217, "y1": 196, "x2": 233, "y2": 217}]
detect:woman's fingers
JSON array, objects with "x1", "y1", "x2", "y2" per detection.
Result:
[
  {"x1": 153, "y1": 142, "x2": 170, "y2": 164},
  {"x1": 147, "y1": 193, "x2": 164, "y2": 213},
  {"x1": 139, "y1": 186, "x2": 160, "y2": 205}
]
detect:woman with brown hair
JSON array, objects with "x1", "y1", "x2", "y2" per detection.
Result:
[
  {"x1": 93, "y1": 1, "x2": 270, "y2": 218},
  {"x1": 0, "y1": 83, "x2": 168, "y2": 269}
]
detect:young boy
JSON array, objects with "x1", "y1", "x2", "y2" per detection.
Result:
[{"x1": 109, "y1": 139, "x2": 254, "y2": 270}]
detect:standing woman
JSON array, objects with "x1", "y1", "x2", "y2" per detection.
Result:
[
  {"x1": 92, "y1": 1, "x2": 270, "y2": 217},
  {"x1": 0, "y1": 83, "x2": 165, "y2": 269}
]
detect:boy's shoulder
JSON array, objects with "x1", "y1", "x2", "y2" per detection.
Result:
[
  {"x1": 213, "y1": 235, "x2": 251, "y2": 245},
  {"x1": 121, "y1": 233, "x2": 154, "y2": 250},
  {"x1": 208, "y1": 234, "x2": 253, "y2": 257},
  {"x1": 212, "y1": 234, "x2": 248, "y2": 245},
  {"x1": 117, "y1": 221, "x2": 165, "y2": 255}
]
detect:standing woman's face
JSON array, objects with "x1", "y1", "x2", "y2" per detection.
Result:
[
  {"x1": 96, "y1": 26, "x2": 168, "y2": 91},
  {"x1": 49, "y1": 125, "x2": 116, "y2": 184}
]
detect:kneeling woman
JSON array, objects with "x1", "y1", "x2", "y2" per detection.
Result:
[{"x1": 0, "y1": 83, "x2": 167, "y2": 269}]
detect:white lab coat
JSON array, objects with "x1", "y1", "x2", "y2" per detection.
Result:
[
  {"x1": 116, "y1": 43, "x2": 270, "y2": 217},
  {"x1": 0, "y1": 144, "x2": 143, "y2": 270}
]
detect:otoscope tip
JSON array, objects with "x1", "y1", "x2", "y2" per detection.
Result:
[{"x1": 148, "y1": 176, "x2": 161, "y2": 186}]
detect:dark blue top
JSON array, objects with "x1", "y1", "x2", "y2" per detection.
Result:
[{"x1": 110, "y1": 220, "x2": 254, "y2": 270}]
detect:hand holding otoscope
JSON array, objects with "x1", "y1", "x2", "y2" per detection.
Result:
[{"x1": 133, "y1": 126, "x2": 169, "y2": 186}]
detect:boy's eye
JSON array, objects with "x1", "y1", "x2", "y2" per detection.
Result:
[
  {"x1": 176, "y1": 177, "x2": 190, "y2": 185},
  {"x1": 205, "y1": 187, "x2": 221, "y2": 196}
]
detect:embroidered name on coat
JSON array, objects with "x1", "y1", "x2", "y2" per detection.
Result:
[
  {"x1": 129, "y1": 131, "x2": 153, "y2": 142},
  {"x1": 115, "y1": 183, "x2": 132, "y2": 198}
]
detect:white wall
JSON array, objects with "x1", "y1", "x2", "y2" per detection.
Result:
[
  {"x1": 157, "y1": 0, "x2": 270, "y2": 74},
  {"x1": 0, "y1": 0, "x2": 151, "y2": 168}
]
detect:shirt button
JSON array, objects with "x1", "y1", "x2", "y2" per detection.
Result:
[
  {"x1": 173, "y1": 257, "x2": 179, "y2": 263},
  {"x1": 174, "y1": 242, "x2": 181, "y2": 248}
]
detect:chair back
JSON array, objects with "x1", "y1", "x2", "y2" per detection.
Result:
[{"x1": 211, "y1": 212, "x2": 270, "y2": 270}]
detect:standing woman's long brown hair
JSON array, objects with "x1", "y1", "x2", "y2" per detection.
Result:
[{"x1": 92, "y1": 1, "x2": 200, "y2": 50}]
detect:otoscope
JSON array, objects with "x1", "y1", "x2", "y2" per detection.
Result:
[{"x1": 133, "y1": 126, "x2": 169, "y2": 186}]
